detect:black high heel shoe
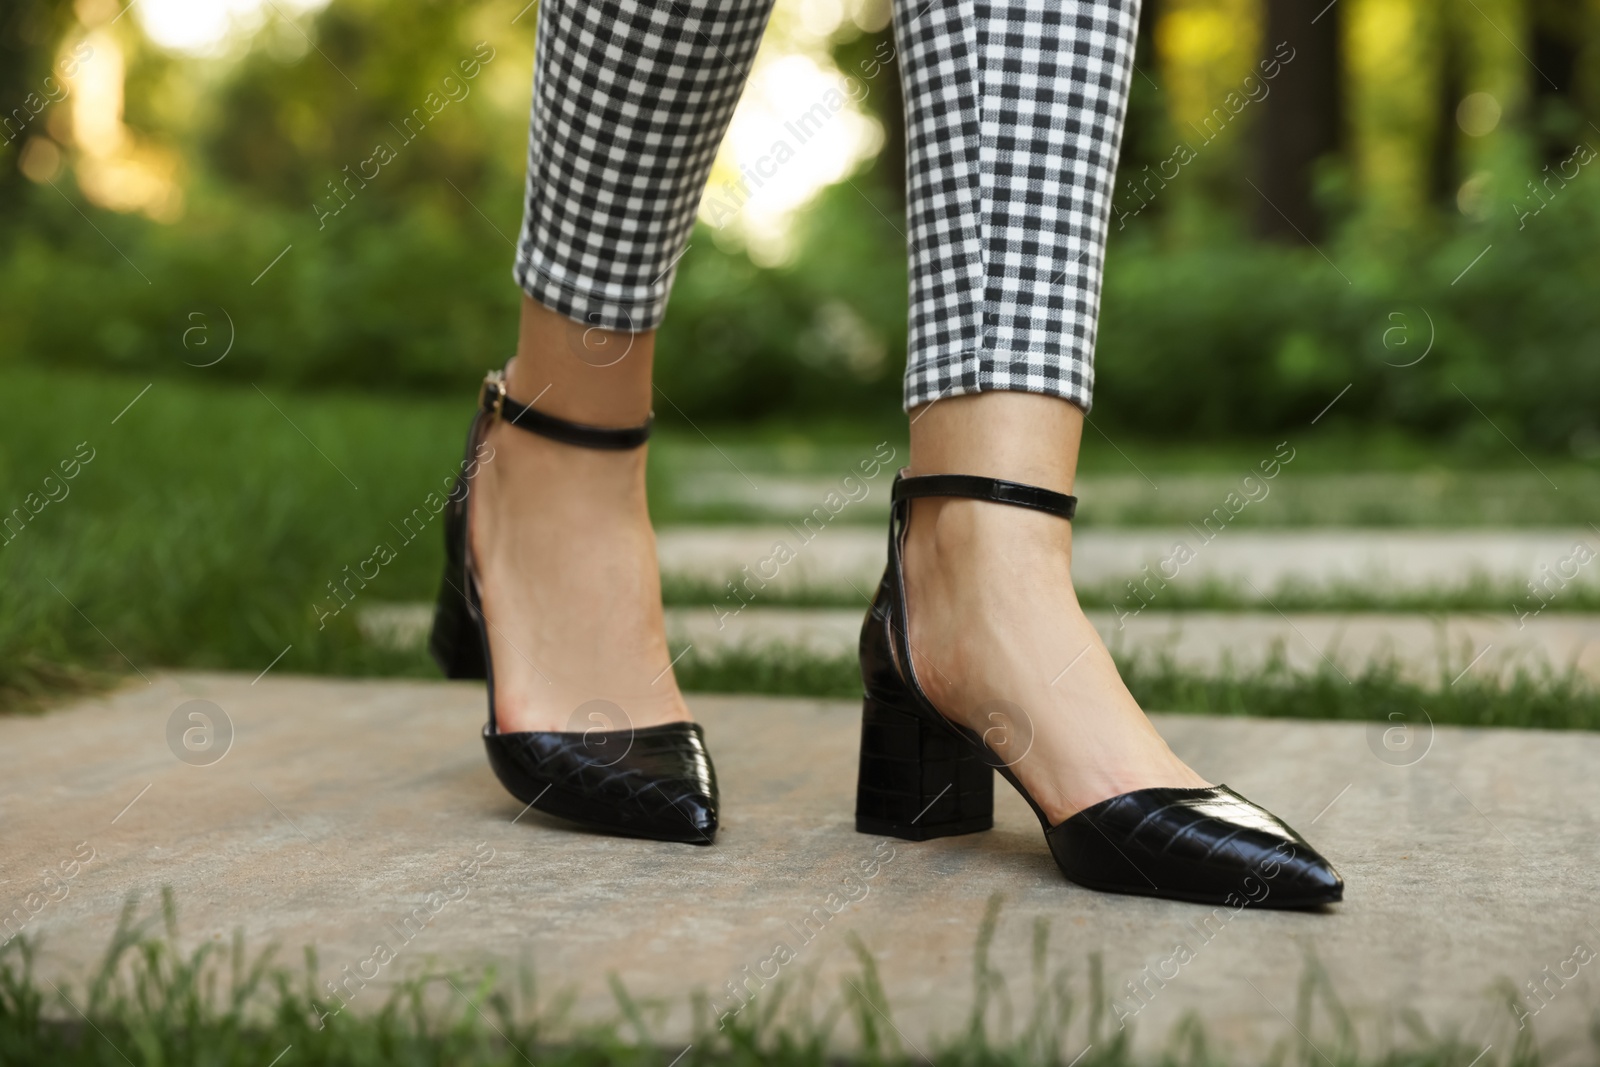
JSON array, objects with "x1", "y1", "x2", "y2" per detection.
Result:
[
  {"x1": 854, "y1": 472, "x2": 1342, "y2": 907},
  {"x1": 429, "y1": 367, "x2": 718, "y2": 845}
]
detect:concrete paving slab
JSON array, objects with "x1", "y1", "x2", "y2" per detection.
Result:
[
  {"x1": 665, "y1": 469, "x2": 1600, "y2": 529},
  {"x1": 3, "y1": 675, "x2": 1597, "y2": 1060},
  {"x1": 359, "y1": 603, "x2": 1600, "y2": 687},
  {"x1": 655, "y1": 526, "x2": 1600, "y2": 601},
  {"x1": 661, "y1": 607, "x2": 1600, "y2": 686}
]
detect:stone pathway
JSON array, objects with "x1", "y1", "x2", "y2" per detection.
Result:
[
  {"x1": 358, "y1": 604, "x2": 1600, "y2": 687},
  {"x1": 5, "y1": 673, "x2": 1597, "y2": 1061},
  {"x1": 653, "y1": 525, "x2": 1600, "y2": 599},
  {"x1": 663, "y1": 468, "x2": 1600, "y2": 528},
  {"x1": 356, "y1": 525, "x2": 1600, "y2": 688},
  {"x1": 673, "y1": 607, "x2": 1600, "y2": 686}
]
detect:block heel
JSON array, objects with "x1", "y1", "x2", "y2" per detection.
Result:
[{"x1": 855, "y1": 694, "x2": 993, "y2": 840}]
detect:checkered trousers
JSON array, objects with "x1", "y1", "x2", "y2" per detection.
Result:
[{"x1": 514, "y1": 0, "x2": 1141, "y2": 412}]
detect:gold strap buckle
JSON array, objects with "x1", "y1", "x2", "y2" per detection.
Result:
[{"x1": 484, "y1": 368, "x2": 507, "y2": 420}]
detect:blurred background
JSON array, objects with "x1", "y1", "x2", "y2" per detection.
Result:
[{"x1": 2, "y1": 0, "x2": 1599, "y2": 715}]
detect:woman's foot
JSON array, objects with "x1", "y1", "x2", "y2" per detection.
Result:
[
  {"x1": 468, "y1": 311, "x2": 689, "y2": 736},
  {"x1": 903, "y1": 392, "x2": 1208, "y2": 825},
  {"x1": 901, "y1": 495, "x2": 1208, "y2": 824}
]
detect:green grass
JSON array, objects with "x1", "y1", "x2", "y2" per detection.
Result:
[
  {"x1": 0, "y1": 890, "x2": 1555, "y2": 1067},
  {"x1": 1119, "y1": 654, "x2": 1600, "y2": 730},
  {"x1": 1, "y1": 364, "x2": 1595, "y2": 711},
  {"x1": 660, "y1": 574, "x2": 1600, "y2": 614},
  {"x1": 0, "y1": 368, "x2": 460, "y2": 707},
  {"x1": 649, "y1": 445, "x2": 1600, "y2": 528},
  {"x1": 672, "y1": 646, "x2": 1600, "y2": 731}
]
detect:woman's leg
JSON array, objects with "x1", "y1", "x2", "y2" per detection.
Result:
[
  {"x1": 478, "y1": 0, "x2": 774, "y2": 732},
  {"x1": 896, "y1": 0, "x2": 1208, "y2": 821}
]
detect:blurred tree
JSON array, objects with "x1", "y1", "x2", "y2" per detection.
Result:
[
  {"x1": 1529, "y1": 0, "x2": 1596, "y2": 165},
  {"x1": 1252, "y1": 0, "x2": 1343, "y2": 241},
  {"x1": 1150, "y1": 0, "x2": 1263, "y2": 236},
  {"x1": 1111, "y1": 0, "x2": 1171, "y2": 231},
  {"x1": 1345, "y1": 0, "x2": 1441, "y2": 230},
  {"x1": 0, "y1": 0, "x2": 75, "y2": 220},
  {"x1": 1427, "y1": 11, "x2": 1466, "y2": 210},
  {"x1": 1575, "y1": 0, "x2": 1600, "y2": 131},
  {"x1": 1456, "y1": 0, "x2": 1534, "y2": 166},
  {"x1": 200, "y1": 0, "x2": 518, "y2": 214}
]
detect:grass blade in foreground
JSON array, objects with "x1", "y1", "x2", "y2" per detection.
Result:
[{"x1": 0, "y1": 890, "x2": 1556, "y2": 1067}]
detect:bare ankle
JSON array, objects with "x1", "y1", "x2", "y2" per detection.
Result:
[
  {"x1": 906, "y1": 497, "x2": 1076, "y2": 593},
  {"x1": 908, "y1": 391, "x2": 1085, "y2": 496},
  {"x1": 508, "y1": 296, "x2": 656, "y2": 427}
]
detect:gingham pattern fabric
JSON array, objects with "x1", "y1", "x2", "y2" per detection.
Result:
[
  {"x1": 515, "y1": 0, "x2": 1141, "y2": 412},
  {"x1": 514, "y1": 0, "x2": 774, "y2": 330}
]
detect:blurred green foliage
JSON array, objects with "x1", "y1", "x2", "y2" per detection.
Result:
[
  {"x1": 1, "y1": 0, "x2": 1598, "y2": 453},
  {"x1": 1096, "y1": 194, "x2": 1600, "y2": 451},
  {"x1": 9, "y1": 168, "x2": 1600, "y2": 451}
]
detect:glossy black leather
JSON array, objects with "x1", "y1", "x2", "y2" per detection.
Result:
[
  {"x1": 1047, "y1": 786, "x2": 1341, "y2": 907},
  {"x1": 855, "y1": 470, "x2": 1342, "y2": 907},
  {"x1": 429, "y1": 369, "x2": 718, "y2": 844},
  {"x1": 485, "y1": 722, "x2": 718, "y2": 844},
  {"x1": 480, "y1": 376, "x2": 654, "y2": 450},
  {"x1": 892, "y1": 473, "x2": 1077, "y2": 520}
]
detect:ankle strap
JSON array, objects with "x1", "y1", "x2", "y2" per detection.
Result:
[
  {"x1": 481, "y1": 370, "x2": 653, "y2": 450},
  {"x1": 891, "y1": 473, "x2": 1077, "y2": 521}
]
